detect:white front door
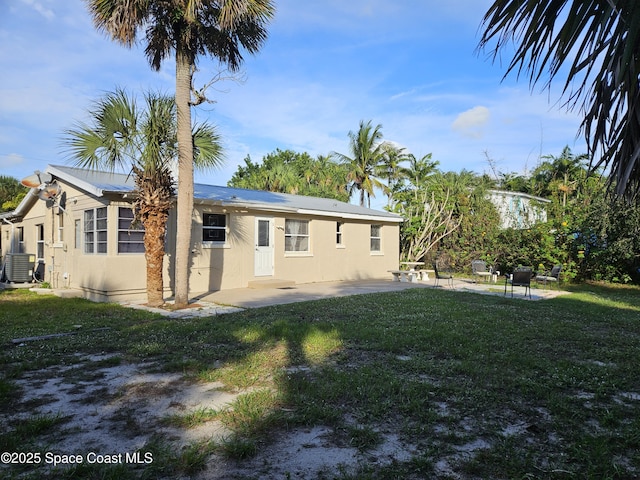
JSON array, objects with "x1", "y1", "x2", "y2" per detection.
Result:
[{"x1": 254, "y1": 217, "x2": 274, "y2": 277}]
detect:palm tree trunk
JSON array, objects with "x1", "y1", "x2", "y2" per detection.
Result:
[
  {"x1": 144, "y1": 211, "x2": 167, "y2": 308},
  {"x1": 174, "y1": 48, "x2": 194, "y2": 309}
]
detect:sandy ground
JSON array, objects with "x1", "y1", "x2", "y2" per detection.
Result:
[
  {"x1": 9, "y1": 354, "x2": 232, "y2": 451},
  {"x1": 3, "y1": 351, "x2": 493, "y2": 479}
]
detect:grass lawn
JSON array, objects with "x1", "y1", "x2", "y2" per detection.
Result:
[{"x1": 1, "y1": 283, "x2": 640, "y2": 479}]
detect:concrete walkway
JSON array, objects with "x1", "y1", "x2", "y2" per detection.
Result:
[
  {"x1": 3, "y1": 277, "x2": 569, "y2": 319},
  {"x1": 120, "y1": 276, "x2": 568, "y2": 318}
]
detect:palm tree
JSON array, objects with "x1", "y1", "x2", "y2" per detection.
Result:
[
  {"x1": 535, "y1": 147, "x2": 590, "y2": 202},
  {"x1": 478, "y1": 0, "x2": 640, "y2": 200},
  {"x1": 403, "y1": 153, "x2": 439, "y2": 196},
  {"x1": 86, "y1": 0, "x2": 275, "y2": 308},
  {"x1": 332, "y1": 120, "x2": 387, "y2": 207},
  {"x1": 63, "y1": 88, "x2": 222, "y2": 307},
  {"x1": 376, "y1": 143, "x2": 409, "y2": 207}
]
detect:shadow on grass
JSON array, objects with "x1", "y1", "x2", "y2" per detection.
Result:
[{"x1": 2, "y1": 283, "x2": 640, "y2": 478}]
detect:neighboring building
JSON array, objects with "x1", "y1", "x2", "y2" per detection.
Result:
[
  {"x1": 487, "y1": 189, "x2": 551, "y2": 229},
  {"x1": 0, "y1": 165, "x2": 402, "y2": 302}
]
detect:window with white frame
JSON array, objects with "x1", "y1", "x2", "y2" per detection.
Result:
[
  {"x1": 57, "y1": 212, "x2": 64, "y2": 243},
  {"x1": 75, "y1": 219, "x2": 81, "y2": 249},
  {"x1": 36, "y1": 224, "x2": 44, "y2": 259},
  {"x1": 336, "y1": 222, "x2": 343, "y2": 246},
  {"x1": 202, "y1": 213, "x2": 227, "y2": 243},
  {"x1": 285, "y1": 219, "x2": 309, "y2": 252},
  {"x1": 118, "y1": 207, "x2": 145, "y2": 253},
  {"x1": 84, "y1": 207, "x2": 107, "y2": 254},
  {"x1": 17, "y1": 226, "x2": 24, "y2": 252},
  {"x1": 370, "y1": 224, "x2": 381, "y2": 252}
]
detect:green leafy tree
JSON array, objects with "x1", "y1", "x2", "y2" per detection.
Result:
[
  {"x1": 63, "y1": 88, "x2": 223, "y2": 307},
  {"x1": 397, "y1": 189, "x2": 462, "y2": 263},
  {"x1": 497, "y1": 172, "x2": 530, "y2": 193},
  {"x1": 431, "y1": 171, "x2": 501, "y2": 269},
  {"x1": 228, "y1": 149, "x2": 349, "y2": 201},
  {"x1": 0, "y1": 176, "x2": 27, "y2": 212},
  {"x1": 86, "y1": 0, "x2": 275, "y2": 308},
  {"x1": 493, "y1": 222, "x2": 564, "y2": 276},
  {"x1": 332, "y1": 120, "x2": 387, "y2": 207},
  {"x1": 390, "y1": 163, "x2": 468, "y2": 264},
  {"x1": 579, "y1": 196, "x2": 640, "y2": 283},
  {"x1": 478, "y1": 0, "x2": 640, "y2": 200}
]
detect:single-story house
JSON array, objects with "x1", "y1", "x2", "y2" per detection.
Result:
[
  {"x1": 0, "y1": 165, "x2": 402, "y2": 302},
  {"x1": 487, "y1": 189, "x2": 551, "y2": 229}
]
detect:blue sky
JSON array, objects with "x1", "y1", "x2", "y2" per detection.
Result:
[{"x1": 1, "y1": 0, "x2": 587, "y2": 209}]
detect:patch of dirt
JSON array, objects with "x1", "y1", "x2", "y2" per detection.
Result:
[
  {"x1": 197, "y1": 426, "x2": 418, "y2": 480},
  {"x1": 2, "y1": 355, "x2": 427, "y2": 479},
  {"x1": 4, "y1": 354, "x2": 234, "y2": 455},
  {"x1": 2, "y1": 353, "x2": 441, "y2": 479}
]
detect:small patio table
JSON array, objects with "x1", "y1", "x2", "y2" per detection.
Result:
[{"x1": 400, "y1": 262, "x2": 426, "y2": 282}]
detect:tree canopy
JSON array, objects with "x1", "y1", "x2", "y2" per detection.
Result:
[
  {"x1": 228, "y1": 149, "x2": 349, "y2": 202},
  {"x1": 0, "y1": 176, "x2": 27, "y2": 213}
]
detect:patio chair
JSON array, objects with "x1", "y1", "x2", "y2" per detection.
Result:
[
  {"x1": 433, "y1": 262, "x2": 454, "y2": 288},
  {"x1": 471, "y1": 260, "x2": 492, "y2": 283},
  {"x1": 535, "y1": 265, "x2": 562, "y2": 289},
  {"x1": 504, "y1": 267, "x2": 532, "y2": 299}
]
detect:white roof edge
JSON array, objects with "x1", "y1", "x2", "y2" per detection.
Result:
[
  {"x1": 46, "y1": 165, "x2": 105, "y2": 197},
  {"x1": 296, "y1": 208, "x2": 403, "y2": 223},
  {"x1": 487, "y1": 189, "x2": 551, "y2": 203}
]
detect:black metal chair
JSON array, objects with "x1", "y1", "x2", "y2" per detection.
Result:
[
  {"x1": 433, "y1": 262, "x2": 454, "y2": 288},
  {"x1": 535, "y1": 265, "x2": 562, "y2": 289},
  {"x1": 504, "y1": 267, "x2": 532, "y2": 298}
]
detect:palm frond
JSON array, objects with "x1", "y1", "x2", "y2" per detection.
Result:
[
  {"x1": 85, "y1": 0, "x2": 148, "y2": 47},
  {"x1": 193, "y1": 122, "x2": 224, "y2": 171},
  {"x1": 478, "y1": 0, "x2": 640, "y2": 199}
]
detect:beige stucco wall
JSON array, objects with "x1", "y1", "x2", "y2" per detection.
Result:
[
  {"x1": 2, "y1": 185, "x2": 400, "y2": 303},
  {"x1": 187, "y1": 206, "x2": 400, "y2": 297},
  {"x1": 1, "y1": 183, "x2": 158, "y2": 302}
]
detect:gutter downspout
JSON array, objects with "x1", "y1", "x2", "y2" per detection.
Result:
[{"x1": 2, "y1": 218, "x2": 16, "y2": 254}]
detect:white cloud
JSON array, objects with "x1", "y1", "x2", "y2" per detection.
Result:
[
  {"x1": 451, "y1": 106, "x2": 490, "y2": 139},
  {"x1": 0, "y1": 0, "x2": 588, "y2": 197},
  {"x1": 0, "y1": 153, "x2": 27, "y2": 170},
  {"x1": 19, "y1": 0, "x2": 54, "y2": 20}
]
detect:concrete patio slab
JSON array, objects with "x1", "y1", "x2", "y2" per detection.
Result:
[{"x1": 114, "y1": 276, "x2": 569, "y2": 318}]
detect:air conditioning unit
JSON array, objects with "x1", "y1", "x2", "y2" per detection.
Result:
[{"x1": 5, "y1": 253, "x2": 36, "y2": 283}]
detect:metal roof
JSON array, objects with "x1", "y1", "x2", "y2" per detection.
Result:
[{"x1": 46, "y1": 165, "x2": 402, "y2": 222}]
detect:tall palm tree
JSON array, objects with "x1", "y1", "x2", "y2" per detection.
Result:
[
  {"x1": 478, "y1": 0, "x2": 640, "y2": 200},
  {"x1": 63, "y1": 88, "x2": 222, "y2": 307},
  {"x1": 404, "y1": 153, "x2": 439, "y2": 195},
  {"x1": 332, "y1": 120, "x2": 387, "y2": 207},
  {"x1": 86, "y1": 0, "x2": 275, "y2": 308},
  {"x1": 376, "y1": 143, "x2": 409, "y2": 207}
]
